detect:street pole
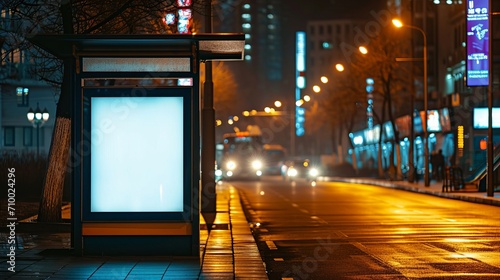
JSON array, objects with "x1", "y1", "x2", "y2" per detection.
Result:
[
  {"x1": 487, "y1": 0, "x2": 494, "y2": 197},
  {"x1": 422, "y1": 31, "x2": 429, "y2": 187},
  {"x1": 36, "y1": 122, "x2": 40, "y2": 157},
  {"x1": 201, "y1": 0, "x2": 216, "y2": 223},
  {"x1": 393, "y1": 19, "x2": 429, "y2": 186}
]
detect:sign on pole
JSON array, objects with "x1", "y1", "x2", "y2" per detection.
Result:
[{"x1": 466, "y1": 0, "x2": 490, "y2": 87}]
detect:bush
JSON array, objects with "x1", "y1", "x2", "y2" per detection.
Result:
[{"x1": 1, "y1": 151, "x2": 48, "y2": 202}]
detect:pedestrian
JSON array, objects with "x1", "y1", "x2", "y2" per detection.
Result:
[
  {"x1": 435, "y1": 149, "x2": 445, "y2": 181},
  {"x1": 430, "y1": 151, "x2": 438, "y2": 180}
]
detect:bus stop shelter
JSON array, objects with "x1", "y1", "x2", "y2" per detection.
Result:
[{"x1": 29, "y1": 34, "x2": 244, "y2": 256}]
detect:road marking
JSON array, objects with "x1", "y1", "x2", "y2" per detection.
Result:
[
  {"x1": 311, "y1": 215, "x2": 328, "y2": 224},
  {"x1": 266, "y1": 240, "x2": 278, "y2": 250},
  {"x1": 291, "y1": 203, "x2": 299, "y2": 208},
  {"x1": 274, "y1": 257, "x2": 284, "y2": 261},
  {"x1": 300, "y1": 209, "x2": 309, "y2": 214}
]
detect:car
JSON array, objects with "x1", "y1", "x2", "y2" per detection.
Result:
[{"x1": 281, "y1": 158, "x2": 319, "y2": 182}]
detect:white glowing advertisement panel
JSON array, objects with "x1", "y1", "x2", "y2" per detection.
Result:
[{"x1": 90, "y1": 97, "x2": 184, "y2": 212}]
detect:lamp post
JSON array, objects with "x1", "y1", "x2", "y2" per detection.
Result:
[
  {"x1": 393, "y1": 19, "x2": 429, "y2": 187},
  {"x1": 27, "y1": 102, "x2": 49, "y2": 157}
]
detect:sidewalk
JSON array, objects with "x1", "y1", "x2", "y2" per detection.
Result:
[
  {"x1": 326, "y1": 176, "x2": 500, "y2": 207},
  {"x1": 0, "y1": 183, "x2": 268, "y2": 280}
]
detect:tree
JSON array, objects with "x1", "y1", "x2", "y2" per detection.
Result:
[
  {"x1": 320, "y1": 27, "x2": 412, "y2": 177},
  {"x1": 2, "y1": 0, "x2": 232, "y2": 222}
]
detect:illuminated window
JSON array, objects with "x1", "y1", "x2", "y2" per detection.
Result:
[
  {"x1": 16, "y1": 87, "x2": 29, "y2": 107},
  {"x1": 245, "y1": 55, "x2": 252, "y2": 60},
  {"x1": 243, "y1": 4, "x2": 250, "y2": 9},
  {"x1": 244, "y1": 44, "x2": 251, "y2": 50},
  {"x1": 245, "y1": 34, "x2": 251, "y2": 39},
  {"x1": 242, "y1": 23, "x2": 251, "y2": 29},
  {"x1": 242, "y1": 13, "x2": 251, "y2": 20}
]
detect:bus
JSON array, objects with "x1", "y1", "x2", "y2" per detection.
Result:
[{"x1": 219, "y1": 130, "x2": 265, "y2": 180}]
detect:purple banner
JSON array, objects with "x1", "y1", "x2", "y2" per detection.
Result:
[{"x1": 466, "y1": 0, "x2": 490, "y2": 87}]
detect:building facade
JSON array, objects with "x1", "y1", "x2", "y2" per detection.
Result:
[{"x1": 1, "y1": 6, "x2": 56, "y2": 157}]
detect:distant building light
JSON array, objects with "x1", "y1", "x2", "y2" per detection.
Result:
[
  {"x1": 268, "y1": 24, "x2": 275, "y2": 30},
  {"x1": 267, "y1": 14, "x2": 274, "y2": 19},
  {"x1": 243, "y1": 4, "x2": 250, "y2": 9},
  {"x1": 245, "y1": 55, "x2": 252, "y2": 60},
  {"x1": 434, "y1": 0, "x2": 440, "y2": 3},
  {"x1": 242, "y1": 23, "x2": 251, "y2": 29},
  {"x1": 244, "y1": 44, "x2": 251, "y2": 50},
  {"x1": 242, "y1": 13, "x2": 251, "y2": 20},
  {"x1": 297, "y1": 77, "x2": 305, "y2": 89},
  {"x1": 321, "y1": 41, "x2": 333, "y2": 49},
  {"x1": 245, "y1": 34, "x2": 251, "y2": 39}
]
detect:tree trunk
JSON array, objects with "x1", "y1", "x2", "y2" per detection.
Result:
[
  {"x1": 37, "y1": 118, "x2": 71, "y2": 222},
  {"x1": 37, "y1": 1, "x2": 73, "y2": 222}
]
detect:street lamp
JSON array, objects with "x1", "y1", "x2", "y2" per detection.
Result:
[
  {"x1": 393, "y1": 18, "x2": 429, "y2": 187},
  {"x1": 27, "y1": 102, "x2": 49, "y2": 157}
]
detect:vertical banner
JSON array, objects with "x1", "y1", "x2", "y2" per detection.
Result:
[
  {"x1": 466, "y1": 0, "x2": 490, "y2": 87},
  {"x1": 295, "y1": 31, "x2": 306, "y2": 137}
]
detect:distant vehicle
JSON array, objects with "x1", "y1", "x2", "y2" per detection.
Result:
[
  {"x1": 263, "y1": 144, "x2": 286, "y2": 175},
  {"x1": 281, "y1": 158, "x2": 319, "y2": 182},
  {"x1": 219, "y1": 130, "x2": 265, "y2": 180}
]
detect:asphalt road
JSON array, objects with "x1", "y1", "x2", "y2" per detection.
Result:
[{"x1": 231, "y1": 176, "x2": 500, "y2": 280}]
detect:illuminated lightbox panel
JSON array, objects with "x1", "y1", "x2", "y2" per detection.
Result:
[{"x1": 89, "y1": 96, "x2": 185, "y2": 213}]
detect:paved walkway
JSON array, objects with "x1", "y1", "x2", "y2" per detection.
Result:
[
  {"x1": 0, "y1": 183, "x2": 268, "y2": 280},
  {"x1": 324, "y1": 176, "x2": 500, "y2": 206},
  {"x1": 2, "y1": 177, "x2": 499, "y2": 279}
]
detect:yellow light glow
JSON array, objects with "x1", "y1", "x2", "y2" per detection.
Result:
[
  {"x1": 250, "y1": 110, "x2": 257, "y2": 115},
  {"x1": 296, "y1": 99, "x2": 304, "y2": 106},
  {"x1": 359, "y1": 46, "x2": 368, "y2": 54},
  {"x1": 320, "y1": 76, "x2": 329, "y2": 83},
  {"x1": 335, "y1": 63, "x2": 345, "y2": 72},
  {"x1": 233, "y1": 116, "x2": 239, "y2": 121},
  {"x1": 216, "y1": 119, "x2": 222, "y2": 126},
  {"x1": 392, "y1": 19, "x2": 403, "y2": 28},
  {"x1": 264, "y1": 107, "x2": 271, "y2": 113},
  {"x1": 303, "y1": 95, "x2": 311, "y2": 102},
  {"x1": 274, "y1": 100, "x2": 282, "y2": 108},
  {"x1": 243, "y1": 111, "x2": 250, "y2": 116},
  {"x1": 228, "y1": 119, "x2": 234, "y2": 125},
  {"x1": 313, "y1": 85, "x2": 321, "y2": 93}
]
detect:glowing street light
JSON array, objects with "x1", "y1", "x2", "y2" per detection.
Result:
[
  {"x1": 274, "y1": 100, "x2": 282, "y2": 108},
  {"x1": 335, "y1": 63, "x2": 345, "y2": 72},
  {"x1": 312, "y1": 85, "x2": 321, "y2": 93},
  {"x1": 320, "y1": 76, "x2": 329, "y2": 84},
  {"x1": 359, "y1": 46, "x2": 368, "y2": 55},
  {"x1": 27, "y1": 102, "x2": 49, "y2": 157},
  {"x1": 393, "y1": 18, "x2": 429, "y2": 187}
]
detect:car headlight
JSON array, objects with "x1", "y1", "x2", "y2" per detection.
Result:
[
  {"x1": 226, "y1": 161, "x2": 236, "y2": 170},
  {"x1": 309, "y1": 168, "x2": 319, "y2": 177},
  {"x1": 287, "y1": 168, "x2": 298, "y2": 177},
  {"x1": 252, "y1": 160, "x2": 263, "y2": 170}
]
